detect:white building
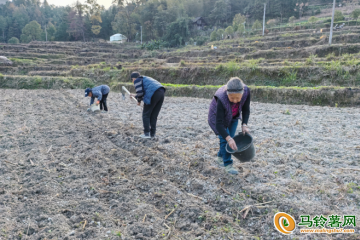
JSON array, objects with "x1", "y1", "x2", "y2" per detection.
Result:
[{"x1": 110, "y1": 34, "x2": 127, "y2": 43}]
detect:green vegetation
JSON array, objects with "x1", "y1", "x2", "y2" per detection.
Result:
[
  {"x1": 282, "y1": 71, "x2": 297, "y2": 86},
  {"x1": 21, "y1": 20, "x2": 42, "y2": 43},
  {"x1": 9, "y1": 58, "x2": 36, "y2": 66},
  {"x1": 116, "y1": 82, "x2": 359, "y2": 107},
  {"x1": 308, "y1": 16, "x2": 318, "y2": 26},
  {"x1": 351, "y1": 9, "x2": 360, "y2": 25},
  {"x1": 0, "y1": 76, "x2": 94, "y2": 89},
  {"x1": 334, "y1": 10, "x2": 344, "y2": 22},
  {"x1": 8, "y1": 37, "x2": 19, "y2": 44},
  {"x1": 252, "y1": 20, "x2": 262, "y2": 31},
  {"x1": 305, "y1": 54, "x2": 317, "y2": 65},
  {"x1": 0, "y1": 0, "x2": 319, "y2": 46}
]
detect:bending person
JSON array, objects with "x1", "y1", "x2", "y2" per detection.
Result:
[
  {"x1": 85, "y1": 85, "x2": 110, "y2": 112},
  {"x1": 130, "y1": 72, "x2": 166, "y2": 139},
  {"x1": 208, "y1": 77, "x2": 251, "y2": 175}
]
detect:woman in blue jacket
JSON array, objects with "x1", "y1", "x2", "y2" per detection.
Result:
[{"x1": 130, "y1": 72, "x2": 166, "y2": 139}]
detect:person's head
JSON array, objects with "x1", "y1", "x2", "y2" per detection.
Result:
[
  {"x1": 130, "y1": 72, "x2": 141, "y2": 83},
  {"x1": 226, "y1": 77, "x2": 244, "y2": 103},
  {"x1": 85, "y1": 88, "x2": 92, "y2": 97}
]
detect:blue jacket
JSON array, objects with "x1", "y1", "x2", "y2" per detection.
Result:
[
  {"x1": 134, "y1": 76, "x2": 164, "y2": 105},
  {"x1": 90, "y1": 85, "x2": 110, "y2": 105}
]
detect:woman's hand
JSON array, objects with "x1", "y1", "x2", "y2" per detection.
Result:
[
  {"x1": 242, "y1": 124, "x2": 250, "y2": 135},
  {"x1": 226, "y1": 137, "x2": 238, "y2": 151},
  {"x1": 137, "y1": 101, "x2": 141, "y2": 106},
  {"x1": 96, "y1": 100, "x2": 100, "y2": 106}
]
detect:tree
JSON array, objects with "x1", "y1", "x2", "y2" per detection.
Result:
[
  {"x1": 210, "y1": 0, "x2": 231, "y2": 25},
  {"x1": 0, "y1": 16, "x2": 7, "y2": 42},
  {"x1": 217, "y1": 28, "x2": 224, "y2": 39},
  {"x1": 308, "y1": 16, "x2": 318, "y2": 27},
  {"x1": 11, "y1": 5, "x2": 30, "y2": 39},
  {"x1": 41, "y1": 22, "x2": 56, "y2": 41},
  {"x1": 112, "y1": 10, "x2": 137, "y2": 42},
  {"x1": 86, "y1": 0, "x2": 104, "y2": 36},
  {"x1": 225, "y1": 26, "x2": 234, "y2": 37},
  {"x1": 68, "y1": 1, "x2": 86, "y2": 41},
  {"x1": 21, "y1": 20, "x2": 42, "y2": 43},
  {"x1": 294, "y1": 2, "x2": 309, "y2": 19},
  {"x1": 237, "y1": 24, "x2": 245, "y2": 35},
  {"x1": 351, "y1": 9, "x2": 360, "y2": 26},
  {"x1": 252, "y1": 20, "x2": 262, "y2": 31},
  {"x1": 289, "y1": 16, "x2": 296, "y2": 26},
  {"x1": 8, "y1": 37, "x2": 19, "y2": 44},
  {"x1": 232, "y1": 13, "x2": 246, "y2": 32},
  {"x1": 55, "y1": 8, "x2": 71, "y2": 41},
  {"x1": 210, "y1": 30, "x2": 218, "y2": 41},
  {"x1": 163, "y1": 17, "x2": 191, "y2": 46},
  {"x1": 267, "y1": 19, "x2": 278, "y2": 28},
  {"x1": 46, "y1": 22, "x2": 56, "y2": 41},
  {"x1": 334, "y1": 10, "x2": 344, "y2": 22},
  {"x1": 90, "y1": 14, "x2": 102, "y2": 35}
]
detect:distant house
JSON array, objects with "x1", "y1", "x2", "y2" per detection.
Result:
[
  {"x1": 110, "y1": 34, "x2": 127, "y2": 43},
  {"x1": 192, "y1": 17, "x2": 207, "y2": 30}
]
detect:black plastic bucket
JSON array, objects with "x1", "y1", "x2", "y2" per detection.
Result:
[{"x1": 226, "y1": 133, "x2": 255, "y2": 162}]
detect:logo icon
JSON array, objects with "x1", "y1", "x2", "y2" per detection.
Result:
[{"x1": 274, "y1": 212, "x2": 296, "y2": 235}]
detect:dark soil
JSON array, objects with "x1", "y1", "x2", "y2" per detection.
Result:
[{"x1": 0, "y1": 89, "x2": 359, "y2": 240}]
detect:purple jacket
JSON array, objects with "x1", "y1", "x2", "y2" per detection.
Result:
[{"x1": 208, "y1": 85, "x2": 250, "y2": 135}]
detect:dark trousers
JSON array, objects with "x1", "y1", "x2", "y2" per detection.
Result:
[
  {"x1": 143, "y1": 88, "x2": 165, "y2": 136},
  {"x1": 100, "y1": 93, "x2": 108, "y2": 111}
]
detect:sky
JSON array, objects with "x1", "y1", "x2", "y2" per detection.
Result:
[{"x1": 47, "y1": 0, "x2": 113, "y2": 9}]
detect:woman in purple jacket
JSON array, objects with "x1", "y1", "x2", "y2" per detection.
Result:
[{"x1": 208, "y1": 77, "x2": 250, "y2": 175}]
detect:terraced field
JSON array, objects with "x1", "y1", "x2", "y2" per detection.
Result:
[
  {"x1": 0, "y1": 25, "x2": 360, "y2": 240},
  {"x1": 1, "y1": 26, "x2": 360, "y2": 106}
]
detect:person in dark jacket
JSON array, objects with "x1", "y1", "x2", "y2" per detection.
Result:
[
  {"x1": 130, "y1": 72, "x2": 166, "y2": 139},
  {"x1": 85, "y1": 85, "x2": 110, "y2": 112},
  {"x1": 208, "y1": 77, "x2": 250, "y2": 175}
]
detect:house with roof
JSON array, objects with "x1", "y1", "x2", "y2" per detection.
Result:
[{"x1": 192, "y1": 17, "x2": 207, "y2": 30}]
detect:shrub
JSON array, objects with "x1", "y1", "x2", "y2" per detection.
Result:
[
  {"x1": 217, "y1": 29, "x2": 224, "y2": 39},
  {"x1": 141, "y1": 40, "x2": 165, "y2": 50},
  {"x1": 306, "y1": 54, "x2": 317, "y2": 65},
  {"x1": 8, "y1": 37, "x2": 19, "y2": 44},
  {"x1": 282, "y1": 71, "x2": 297, "y2": 85},
  {"x1": 195, "y1": 36, "x2": 208, "y2": 46},
  {"x1": 179, "y1": 60, "x2": 186, "y2": 67},
  {"x1": 326, "y1": 52, "x2": 336, "y2": 61},
  {"x1": 225, "y1": 26, "x2": 234, "y2": 37},
  {"x1": 252, "y1": 20, "x2": 262, "y2": 31},
  {"x1": 225, "y1": 61, "x2": 240, "y2": 73},
  {"x1": 308, "y1": 16, "x2": 318, "y2": 26},
  {"x1": 210, "y1": 31, "x2": 218, "y2": 41},
  {"x1": 289, "y1": 16, "x2": 296, "y2": 25},
  {"x1": 232, "y1": 13, "x2": 246, "y2": 32},
  {"x1": 267, "y1": 19, "x2": 278, "y2": 28},
  {"x1": 188, "y1": 38, "x2": 194, "y2": 45},
  {"x1": 34, "y1": 77, "x2": 42, "y2": 84},
  {"x1": 334, "y1": 10, "x2": 344, "y2": 22}
]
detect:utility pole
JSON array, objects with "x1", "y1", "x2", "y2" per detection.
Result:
[
  {"x1": 140, "y1": 26, "x2": 142, "y2": 45},
  {"x1": 45, "y1": 24, "x2": 47, "y2": 42},
  {"x1": 329, "y1": 0, "x2": 336, "y2": 45},
  {"x1": 263, "y1": 3, "x2": 266, "y2": 36}
]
